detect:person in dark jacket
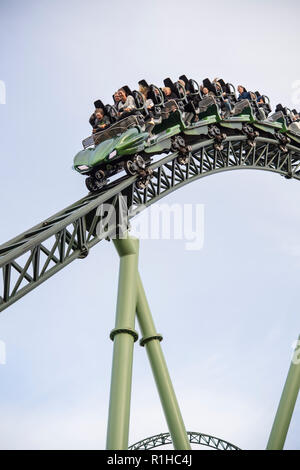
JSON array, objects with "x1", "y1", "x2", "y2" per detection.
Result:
[
  {"x1": 237, "y1": 85, "x2": 251, "y2": 101},
  {"x1": 255, "y1": 91, "x2": 264, "y2": 106}
]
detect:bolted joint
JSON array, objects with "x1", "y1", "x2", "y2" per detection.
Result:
[
  {"x1": 110, "y1": 327, "x2": 139, "y2": 342},
  {"x1": 140, "y1": 334, "x2": 163, "y2": 347},
  {"x1": 78, "y1": 244, "x2": 89, "y2": 259}
]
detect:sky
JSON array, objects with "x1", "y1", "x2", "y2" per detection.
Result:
[{"x1": 0, "y1": 0, "x2": 300, "y2": 450}]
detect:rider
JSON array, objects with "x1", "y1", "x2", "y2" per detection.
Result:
[
  {"x1": 213, "y1": 79, "x2": 232, "y2": 116},
  {"x1": 138, "y1": 79, "x2": 156, "y2": 126},
  {"x1": 162, "y1": 78, "x2": 178, "y2": 101},
  {"x1": 138, "y1": 80, "x2": 155, "y2": 110},
  {"x1": 237, "y1": 85, "x2": 251, "y2": 101},
  {"x1": 200, "y1": 86, "x2": 215, "y2": 97},
  {"x1": 116, "y1": 87, "x2": 136, "y2": 119},
  {"x1": 89, "y1": 99, "x2": 110, "y2": 131},
  {"x1": 92, "y1": 108, "x2": 110, "y2": 134},
  {"x1": 113, "y1": 91, "x2": 122, "y2": 107}
]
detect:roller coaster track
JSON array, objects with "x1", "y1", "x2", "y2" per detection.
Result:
[
  {"x1": 1, "y1": 134, "x2": 300, "y2": 313},
  {"x1": 128, "y1": 431, "x2": 240, "y2": 450}
]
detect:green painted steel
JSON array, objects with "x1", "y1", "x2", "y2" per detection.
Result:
[
  {"x1": 136, "y1": 274, "x2": 191, "y2": 450},
  {"x1": 106, "y1": 237, "x2": 139, "y2": 450},
  {"x1": 106, "y1": 238, "x2": 190, "y2": 450},
  {"x1": 266, "y1": 335, "x2": 300, "y2": 450}
]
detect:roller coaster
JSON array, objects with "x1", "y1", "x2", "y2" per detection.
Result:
[
  {"x1": 73, "y1": 77, "x2": 300, "y2": 193},
  {"x1": 0, "y1": 77, "x2": 300, "y2": 451}
]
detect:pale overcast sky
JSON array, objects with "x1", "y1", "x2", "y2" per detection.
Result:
[{"x1": 0, "y1": 0, "x2": 299, "y2": 450}]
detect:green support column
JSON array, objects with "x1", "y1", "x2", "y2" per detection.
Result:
[
  {"x1": 106, "y1": 237, "x2": 139, "y2": 450},
  {"x1": 136, "y1": 273, "x2": 191, "y2": 450},
  {"x1": 266, "y1": 335, "x2": 300, "y2": 450}
]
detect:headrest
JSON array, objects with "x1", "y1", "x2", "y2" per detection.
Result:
[
  {"x1": 218, "y1": 79, "x2": 227, "y2": 92},
  {"x1": 203, "y1": 78, "x2": 215, "y2": 93},
  {"x1": 179, "y1": 75, "x2": 189, "y2": 85},
  {"x1": 163, "y1": 77, "x2": 175, "y2": 91},
  {"x1": 138, "y1": 79, "x2": 149, "y2": 88},
  {"x1": 188, "y1": 79, "x2": 198, "y2": 93},
  {"x1": 225, "y1": 83, "x2": 233, "y2": 94},
  {"x1": 275, "y1": 103, "x2": 284, "y2": 112},
  {"x1": 94, "y1": 99, "x2": 105, "y2": 109},
  {"x1": 179, "y1": 75, "x2": 192, "y2": 92}
]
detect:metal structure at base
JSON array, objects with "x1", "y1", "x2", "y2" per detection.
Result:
[{"x1": 129, "y1": 431, "x2": 241, "y2": 450}]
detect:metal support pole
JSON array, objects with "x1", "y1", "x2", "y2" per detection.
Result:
[
  {"x1": 106, "y1": 237, "x2": 139, "y2": 450},
  {"x1": 266, "y1": 335, "x2": 300, "y2": 450},
  {"x1": 136, "y1": 273, "x2": 191, "y2": 450}
]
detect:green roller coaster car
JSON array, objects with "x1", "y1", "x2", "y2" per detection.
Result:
[{"x1": 73, "y1": 94, "x2": 300, "y2": 192}]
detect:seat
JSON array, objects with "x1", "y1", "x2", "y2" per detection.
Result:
[
  {"x1": 256, "y1": 92, "x2": 272, "y2": 117},
  {"x1": 202, "y1": 78, "x2": 216, "y2": 94},
  {"x1": 164, "y1": 78, "x2": 186, "y2": 101},
  {"x1": 190, "y1": 79, "x2": 202, "y2": 97},
  {"x1": 275, "y1": 103, "x2": 285, "y2": 114},
  {"x1": 275, "y1": 105, "x2": 293, "y2": 125},
  {"x1": 218, "y1": 79, "x2": 227, "y2": 93},
  {"x1": 203, "y1": 78, "x2": 232, "y2": 117},
  {"x1": 224, "y1": 83, "x2": 237, "y2": 104},
  {"x1": 119, "y1": 85, "x2": 147, "y2": 119},
  {"x1": 90, "y1": 99, "x2": 114, "y2": 127},
  {"x1": 121, "y1": 85, "x2": 132, "y2": 97},
  {"x1": 148, "y1": 85, "x2": 164, "y2": 106},
  {"x1": 94, "y1": 99, "x2": 106, "y2": 109},
  {"x1": 105, "y1": 104, "x2": 118, "y2": 123}
]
